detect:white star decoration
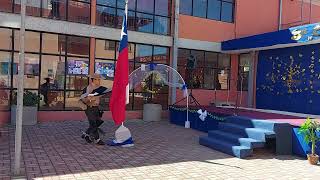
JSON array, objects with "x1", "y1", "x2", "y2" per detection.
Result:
[{"x1": 121, "y1": 29, "x2": 127, "y2": 40}]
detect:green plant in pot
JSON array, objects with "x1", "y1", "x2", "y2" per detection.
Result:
[
  {"x1": 298, "y1": 117, "x2": 320, "y2": 165},
  {"x1": 12, "y1": 90, "x2": 41, "y2": 106},
  {"x1": 11, "y1": 90, "x2": 41, "y2": 125}
]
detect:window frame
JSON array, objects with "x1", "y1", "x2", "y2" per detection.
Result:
[
  {"x1": 179, "y1": 0, "x2": 234, "y2": 23},
  {"x1": 177, "y1": 48, "x2": 231, "y2": 91}
]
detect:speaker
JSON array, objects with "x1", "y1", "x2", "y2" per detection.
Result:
[{"x1": 186, "y1": 55, "x2": 196, "y2": 69}]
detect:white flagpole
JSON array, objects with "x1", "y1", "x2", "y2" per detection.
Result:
[
  {"x1": 125, "y1": 0, "x2": 130, "y2": 107},
  {"x1": 14, "y1": 0, "x2": 26, "y2": 176}
]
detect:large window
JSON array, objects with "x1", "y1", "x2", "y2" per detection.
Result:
[
  {"x1": 178, "y1": 49, "x2": 231, "y2": 90},
  {"x1": 95, "y1": 39, "x2": 170, "y2": 110},
  {"x1": 0, "y1": 28, "x2": 91, "y2": 111},
  {"x1": 96, "y1": 0, "x2": 171, "y2": 35},
  {"x1": 2, "y1": 0, "x2": 91, "y2": 24},
  {"x1": 238, "y1": 54, "x2": 251, "y2": 91},
  {"x1": 180, "y1": 0, "x2": 234, "y2": 23},
  {"x1": 0, "y1": 27, "x2": 170, "y2": 111}
]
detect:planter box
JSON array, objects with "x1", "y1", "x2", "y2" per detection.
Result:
[
  {"x1": 143, "y1": 104, "x2": 162, "y2": 122},
  {"x1": 11, "y1": 105, "x2": 38, "y2": 125}
]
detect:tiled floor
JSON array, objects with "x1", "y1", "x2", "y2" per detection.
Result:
[{"x1": 0, "y1": 120, "x2": 320, "y2": 180}]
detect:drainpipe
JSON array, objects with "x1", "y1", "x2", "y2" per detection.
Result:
[
  {"x1": 279, "y1": 0, "x2": 283, "y2": 30},
  {"x1": 14, "y1": 0, "x2": 26, "y2": 176},
  {"x1": 171, "y1": 0, "x2": 179, "y2": 104}
]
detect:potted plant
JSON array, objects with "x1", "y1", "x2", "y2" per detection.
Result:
[
  {"x1": 298, "y1": 117, "x2": 320, "y2": 165},
  {"x1": 11, "y1": 90, "x2": 41, "y2": 125}
]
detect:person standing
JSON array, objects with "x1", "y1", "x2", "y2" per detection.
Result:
[
  {"x1": 80, "y1": 74, "x2": 108, "y2": 145},
  {"x1": 40, "y1": 77, "x2": 57, "y2": 107},
  {"x1": 51, "y1": 0, "x2": 60, "y2": 19}
]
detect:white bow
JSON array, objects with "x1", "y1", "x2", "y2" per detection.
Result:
[{"x1": 197, "y1": 109, "x2": 207, "y2": 121}]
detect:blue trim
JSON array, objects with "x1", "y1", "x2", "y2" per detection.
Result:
[{"x1": 222, "y1": 22, "x2": 320, "y2": 51}]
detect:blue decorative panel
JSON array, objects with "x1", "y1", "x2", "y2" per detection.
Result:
[{"x1": 256, "y1": 44, "x2": 320, "y2": 115}]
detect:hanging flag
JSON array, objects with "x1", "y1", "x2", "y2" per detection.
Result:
[{"x1": 109, "y1": 2, "x2": 129, "y2": 125}]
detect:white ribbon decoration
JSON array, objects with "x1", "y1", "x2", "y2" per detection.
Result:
[{"x1": 197, "y1": 109, "x2": 207, "y2": 121}]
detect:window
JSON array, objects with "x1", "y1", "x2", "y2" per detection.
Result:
[
  {"x1": 95, "y1": 40, "x2": 169, "y2": 110},
  {"x1": 180, "y1": 0, "x2": 192, "y2": 15},
  {"x1": 14, "y1": 0, "x2": 41, "y2": 17},
  {"x1": 40, "y1": 55, "x2": 65, "y2": 90},
  {"x1": 96, "y1": 40, "x2": 116, "y2": 59},
  {"x1": 207, "y1": 0, "x2": 221, "y2": 20},
  {"x1": 0, "y1": 0, "x2": 12, "y2": 13},
  {"x1": 136, "y1": 13, "x2": 154, "y2": 33},
  {"x1": 97, "y1": 0, "x2": 171, "y2": 35},
  {"x1": 155, "y1": 0, "x2": 171, "y2": 16},
  {"x1": 137, "y1": 0, "x2": 154, "y2": 14},
  {"x1": 221, "y1": 1, "x2": 234, "y2": 23},
  {"x1": 193, "y1": 0, "x2": 207, "y2": 18},
  {"x1": 42, "y1": 0, "x2": 67, "y2": 20},
  {"x1": 135, "y1": 45, "x2": 152, "y2": 63},
  {"x1": 14, "y1": 30, "x2": 40, "y2": 53},
  {"x1": 0, "y1": 51, "x2": 11, "y2": 88},
  {"x1": 180, "y1": 0, "x2": 234, "y2": 23},
  {"x1": 0, "y1": 27, "x2": 171, "y2": 111},
  {"x1": 68, "y1": 0, "x2": 91, "y2": 24},
  {"x1": 0, "y1": 88, "x2": 10, "y2": 111},
  {"x1": 0, "y1": 29, "x2": 95, "y2": 111},
  {"x1": 7, "y1": 0, "x2": 91, "y2": 24},
  {"x1": 96, "y1": 6, "x2": 116, "y2": 27},
  {"x1": 177, "y1": 48, "x2": 231, "y2": 90},
  {"x1": 238, "y1": 54, "x2": 251, "y2": 91},
  {"x1": 65, "y1": 35, "x2": 90, "y2": 110},
  {"x1": 13, "y1": 53, "x2": 40, "y2": 89},
  {"x1": 66, "y1": 36, "x2": 90, "y2": 57},
  {"x1": 154, "y1": 16, "x2": 170, "y2": 35},
  {"x1": 0, "y1": 28, "x2": 12, "y2": 50},
  {"x1": 42, "y1": 33, "x2": 66, "y2": 55}
]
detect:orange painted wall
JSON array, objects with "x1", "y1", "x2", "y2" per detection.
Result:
[
  {"x1": 281, "y1": 0, "x2": 320, "y2": 29},
  {"x1": 179, "y1": 15, "x2": 235, "y2": 42},
  {"x1": 235, "y1": 0, "x2": 280, "y2": 38},
  {"x1": 179, "y1": 0, "x2": 280, "y2": 41}
]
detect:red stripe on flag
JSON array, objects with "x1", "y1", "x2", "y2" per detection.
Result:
[{"x1": 109, "y1": 47, "x2": 129, "y2": 125}]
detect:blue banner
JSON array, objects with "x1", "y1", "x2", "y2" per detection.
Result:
[{"x1": 222, "y1": 22, "x2": 320, "y2": 51}]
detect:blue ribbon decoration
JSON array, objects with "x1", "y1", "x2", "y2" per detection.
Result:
[{"x1": 149, "y1": 63, "x2": 157, "y2": 71}]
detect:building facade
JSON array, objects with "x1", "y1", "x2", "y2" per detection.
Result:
[{"x1": 0, "y1": 0, "x2": 320, "y2": 126}]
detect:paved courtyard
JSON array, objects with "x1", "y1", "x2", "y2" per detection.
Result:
[{"x1": 0, "y1": 120, "x2": 320, "y2": 180}]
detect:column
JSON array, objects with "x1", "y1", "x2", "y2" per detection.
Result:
[{"x1": 89, "y1": 0, "x2": 97, "y2": 75}]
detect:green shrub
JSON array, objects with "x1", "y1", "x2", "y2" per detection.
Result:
[{"x1": 12, "y1": 90, "x2": 41, "y2": 107}]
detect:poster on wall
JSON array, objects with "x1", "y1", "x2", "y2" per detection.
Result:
[
  {"x1": 95, "y1": 62, "x2": 114, "y2": 79},
  {"x1": 68, "y1": 60, "x2": 89, "y2": 75}
]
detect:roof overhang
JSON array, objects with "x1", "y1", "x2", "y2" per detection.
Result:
[{"x1": 221, "y1": 22, "x2": 320, "y2": 54}]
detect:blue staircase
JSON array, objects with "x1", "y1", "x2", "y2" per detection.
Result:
[{"x1": 199, "y1": 116, "x2": 276, "y2": 159}]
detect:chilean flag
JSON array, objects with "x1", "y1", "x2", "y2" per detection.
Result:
[{"x1": 109, "y1": 5, "x2": 129, "y2": 125}]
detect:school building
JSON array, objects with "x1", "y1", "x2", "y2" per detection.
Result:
[{"x1": 0, "y1": 0, "x2": 320, "y2": 127}]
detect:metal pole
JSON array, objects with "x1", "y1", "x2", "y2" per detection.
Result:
[
  {"x1": 171, "y1": 0, "x2": 179, "y2": 104},
  {"x1": 14, "y1": 0, "x2": 26, "y2": 176},
  {"x1": 278, "y1": 0, "x2": 283, "y2": 30}
]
